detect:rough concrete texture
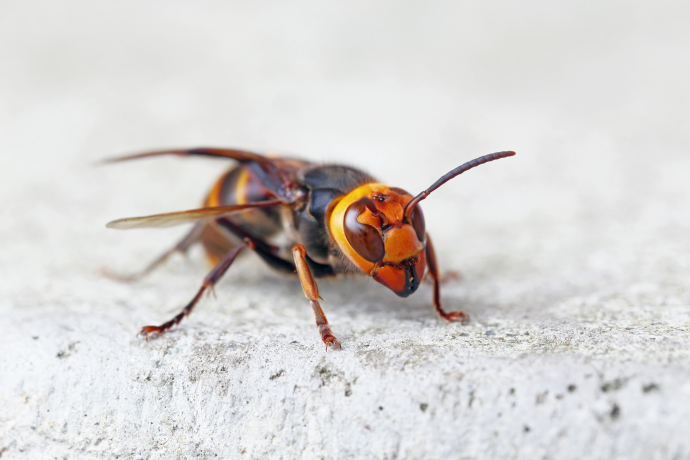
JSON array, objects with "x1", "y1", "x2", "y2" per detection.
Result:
[{"x1": 1, "y1": 1, "x2": 690, "y2": 459}]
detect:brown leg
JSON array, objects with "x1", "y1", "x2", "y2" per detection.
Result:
[
  {"x1": 426, "y1": 235, "x2": 469, "y2": 323},
  {"x1": 292, "y1": 245, "x2": 341, "y2": 350},
  {"x1": 138, "y1": 239, "x2": 252, "y2": 339},
  {"x1": 102, "y1": 223, "x2": 205, "y2": 282},
  {"x1": 200, "y1": 222, "x2": 242, "y2": 267}
]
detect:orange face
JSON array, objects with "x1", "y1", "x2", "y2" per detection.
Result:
[{"x1": 328, "y1": 184, "x2": 427, "y2": 297}]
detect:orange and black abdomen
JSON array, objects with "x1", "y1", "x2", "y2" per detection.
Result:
[
  {"x1": 205, "y1": 165, "x2": 283, "y2": 239},
  {"x1": 200, "y1": 165, "x2": 284, "y2": 267}
]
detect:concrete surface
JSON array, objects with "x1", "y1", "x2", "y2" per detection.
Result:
[{"x1": 1, "y1": 1, "x2": 690, "y2": 459}]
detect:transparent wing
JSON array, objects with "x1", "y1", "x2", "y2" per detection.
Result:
[{"x1": 106, "y1": 199, "x2": 284, "y2": 229}]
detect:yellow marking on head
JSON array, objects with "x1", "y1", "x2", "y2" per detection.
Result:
[{"x1": 328, "y1": 183, "x2": 389, "y2": 275}]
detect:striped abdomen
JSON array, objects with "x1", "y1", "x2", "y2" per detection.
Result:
[{"x1": 201, "y1": 165, "x2": 284, "y2": 266}]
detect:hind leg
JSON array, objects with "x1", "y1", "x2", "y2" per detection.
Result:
[
  {"x1": 138, "y1": 239, "x2": 253, "y2": 339},
  {"x1": 102, "y1": 223, "x2": 205, "y2": 282},
  {"x1": 199, "y1": 221, "x2": 243, "y2": 267}
]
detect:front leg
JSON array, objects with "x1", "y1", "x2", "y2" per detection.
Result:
[
  {"x1": 425, "y1": 235, "x2": 469, "y2": 323},
  {"x1": 292, "y1": 245, "x2": 341, "y2": 350}
]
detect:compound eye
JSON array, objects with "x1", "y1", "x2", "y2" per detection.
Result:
[
  {"x1": 344, "y1": 199, "x2": 385, "y2": 263},
  {"x1": 409, "y1": 204, "x2": 426, "y2": 242}
]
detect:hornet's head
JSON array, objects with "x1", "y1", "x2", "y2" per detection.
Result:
[
  {"x1": 329, "y1": 184, "x2": 426, "y2": 297},
  {"x1": 327, "y1": 151, "x2": 516, "y2": 297}
]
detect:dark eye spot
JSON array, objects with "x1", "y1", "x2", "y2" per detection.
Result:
[
  {"x1": 344, "y1": 199, "x2": 385, "y2": 262},
  {"x1": 409, "y1": 205, "x2": 425, "y2": 242}
]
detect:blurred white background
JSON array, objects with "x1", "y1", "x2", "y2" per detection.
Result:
[{"x1": 2, "y1": 1, "x2": 688, "y2": 184}]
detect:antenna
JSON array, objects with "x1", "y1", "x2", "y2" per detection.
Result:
[{"x1": 403, "y1": 151, "x2": 516, "y2": 217}]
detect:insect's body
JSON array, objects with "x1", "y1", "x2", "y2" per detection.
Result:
[
  {"x1": 105, "y1": 148, "x2": 516, "y2": 349},
  {"x1": 201, "y1": 160, "x2": 378, "y2": 277}
]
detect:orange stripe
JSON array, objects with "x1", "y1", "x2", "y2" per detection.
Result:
[
  {"x1": 235, "y1": 170, "x2": 249, "y2": 205},
  {"x1": 205, "y1": 172, "x2": 229, "y2": 207}
]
